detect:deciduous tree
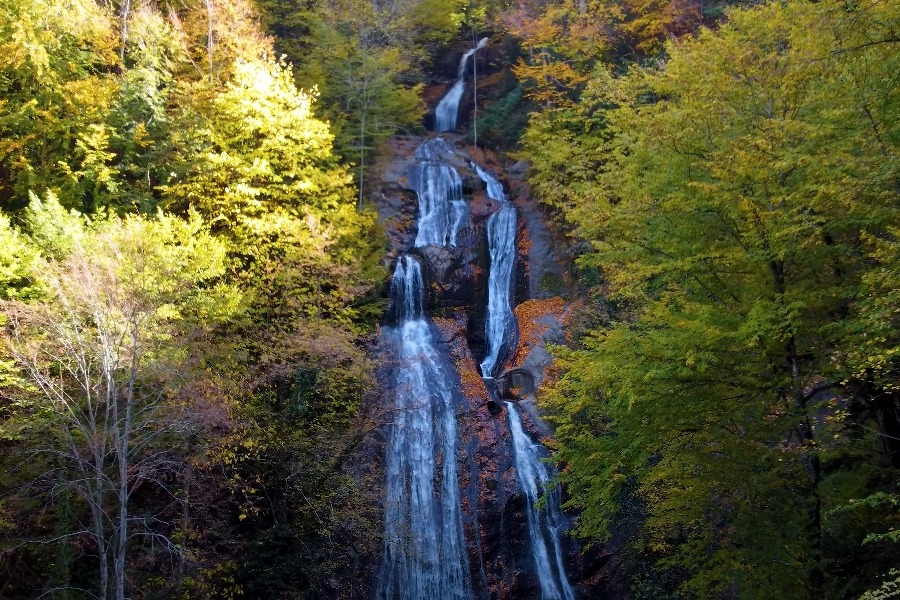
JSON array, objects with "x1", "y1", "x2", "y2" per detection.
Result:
[
  {"x1": 538, "y1": 0, "x2": 900, "y2": 596},
  {"x1": 3, "y1": 198, "x2": 236, "y2": 600}
]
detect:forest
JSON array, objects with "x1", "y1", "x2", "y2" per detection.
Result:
[{"x1": 0, "y1": 0, "x2": 897, "y2": 597}]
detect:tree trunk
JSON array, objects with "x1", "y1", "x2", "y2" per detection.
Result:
[
  {"x1": 177, "y1": 458, "x2": 193, "y2": 597},
  {"x1": 205, "y1": 0, "x2": 215, "y2": 80},
  {"x1": 120, "y1": 0, "x2": 131, "y2": 61},
  {"x1": 358, "y1": 84, "x2": 367, "y2": 209}
]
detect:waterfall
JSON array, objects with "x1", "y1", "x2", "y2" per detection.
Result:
[
  {"x1": 476, "y1": 165, "x2": 516, "y2": 377},
  {"x1": 505, "y1": 402, "x2": 575, "y2": 600},
  {"x1": 378, "y1": 135, "x2": 574, "y2": 597},
  {"x1": 449, "y1": 200, "x2": 471, "y2": 247},
  {"x1": 388, "y1": 254, "x2": 425, "y2": 322},
  {"x1": 378, "y1": 255, "x2": 472, "y2": 600},
  {"x1": 411, "y1": 139, "x2": 470, "y2": 248},
  {"x1": 476, "y1": 161, "x2": 575, "y2": 597},
  {"x1": 434, "y1": 38, "x2": 489, "y2": 133},
  {"x1": 475, "y1": 164, "x2": 506, "y2": 202}
]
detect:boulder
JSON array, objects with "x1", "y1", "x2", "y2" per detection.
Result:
[
  {"x1": 508, "y1": 160, "x2": 530, "y2": 175},
  {"x1": 497, "y1": 368, "x2": 535, "y2": 401},
  {"x1": 419, "y1": 245, "x2": 459, "y2": 283},
  {"x1": 462, "y1": 174, "x2": 486, "y2": 194}
]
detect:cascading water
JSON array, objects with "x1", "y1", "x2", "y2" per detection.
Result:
[
  {"x1": 505, "y1": 402, "x2": 575, "y2": 600},
  {"x1": 434, "y1": 38, "x2": 489, "y2": 133},
  {"x1": 379, "y1": 128, "x2": 575, "y2": 597},
  {"x1": 476, "y1": 165, "x2": 517, "y2": 377},
  {"x1": 475, "y1": 164, "x2": 506, "y2": 202},
  {"x1": 476, "y1": 162, "x2": 575, "y2": 597},
  {"x1": 411, "y1": 139, "x2": 470, "y2": 248},
  {"x1": 449, "y1": 200, "x2": 471, "y2": 247},
  {"x1": 378, "y1": 255, "x2": 472, "y2": 600}
]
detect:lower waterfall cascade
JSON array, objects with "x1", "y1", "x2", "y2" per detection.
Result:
[
  {"x1": 377, "y1": 255, "x2": 472, "y2": 600},
  {"x1": 506, "y1": 402, "x2": 576, "y2": 600},
  {"x1": 478, "y1": 162, "x2": 575, "y2": 599},
  {"x1": 375, "y1": 135, "x2": 577, "y2": 599}
]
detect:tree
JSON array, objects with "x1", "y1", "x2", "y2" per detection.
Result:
[
  {"x1": 293, "y1": 12, "x2": 423, "y2": 206},
  {"x1": 503, "y1": 0, "x2": 603, "y2": 109},
  {"x1": 164, "y1": 55, "x2": 382, "y2": 324},
  {"x1": 538, "y1": 0, "x2": 900, "y2": 596},
  {"x1": 2, "y1": 197, "x2": 236, "y2": 600},
  {"x1": 0, "y1": 0, "x2": 386, "y2": 596},
  {"x1": 165, "y1": 57, "x2": 353, "y2": 227},
  {"x1": 269, "y1": 1, "x2": 425, "y2": 201},
  {"x1": 0, "y1": 0, "x2": 119, "y2": 212},
  {"x1": 0, "y1": 213, "x2": 39, "y2": 301},
  {"x1": 106, "y1": 5, "x2": 182, "y2": 213}
]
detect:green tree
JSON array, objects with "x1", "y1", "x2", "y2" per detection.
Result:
[
  {"x1": 538, "y1": 0, "x2": 900, "y2": 596},
  {"x1": 291, "y1": 11, "x2": 423, "y2": 205},
  {"x1": 0, "y1": 0, "x2": 120, "y2": 212},
  {"x1": 106, "y1": 5, "x2": 183, "y2": 212},
  {"x1": 3, "y1": 197, "x2": 236, "y2": 600},
  {"x1": 165, "y1": 57, "x2": 354, "y2": 228},
  {"x1": 0, "y1": 0, "x2": 386, "y2": 596},
  {"x1": 163, "y1": 55, "x2": 382, "y2": 323},
  {"x1": 276, "y1": 2, "x2": 425, "y2": 200},
  {"x1": 0, "y1": 214, "x2": 39, "y2": 300}
]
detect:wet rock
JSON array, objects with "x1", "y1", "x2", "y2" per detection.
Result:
[
  {"x1": 463, "y1": 174, "x2": 487, "y2": 194},
  {"x1": 470, "y1": 190, "x2": 499, "y2": 219},
  {"x1": 373, "y1": 184, "x2": 417, "y2": 261},
  {"x1": 497, "y1": 368, "x2": 535, "y2": 401},
  {"x1": 511, "y1": 180, "x2": 570, "y2": 300},
  {"x1": 508, "y1": 160, "x2": 530, "y2": 176},
  {"x1": 416, "y1": 245, "x2": 484, "y2": 308},
  {"x1": 419, "y1": 245, "x2": 459, "y2": 282},
  {"x1": 432, "y1": 42, "x2": 474, "y2": 81},
  {"x1": 496, "y1": 494, "x2": 540, "y2": 600},
  {"x1": 413, "y1": 136, "x2": 458, "y2": 163}
]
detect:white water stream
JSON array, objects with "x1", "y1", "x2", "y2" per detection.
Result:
[
  {"x1": 506, "y1": 402, "x2": 576, "y2": 600},
  {"x1": 475, "y1": 165, "x2": 516, "y2": 377},
  {"x1": 434, "y1": 38, "x2": 489, "y2": 133},
  {"x1": 377, "y1": 256, "x2": 472, "y2": 600},
  {"x1": 411, "y1": 139, "x2": 470, "y2": 248},
  {"x1": 476, "y1": 163, "x2": 575, "y2": 598}
]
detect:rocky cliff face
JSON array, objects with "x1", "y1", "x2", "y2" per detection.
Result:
[{"x1": 359, "y1": 132, "x2": 623, "y2": 599}]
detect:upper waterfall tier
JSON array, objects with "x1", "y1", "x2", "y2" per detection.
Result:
[{"x1": 434, "y1": 38, "x2": 488, "y2": 133}]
